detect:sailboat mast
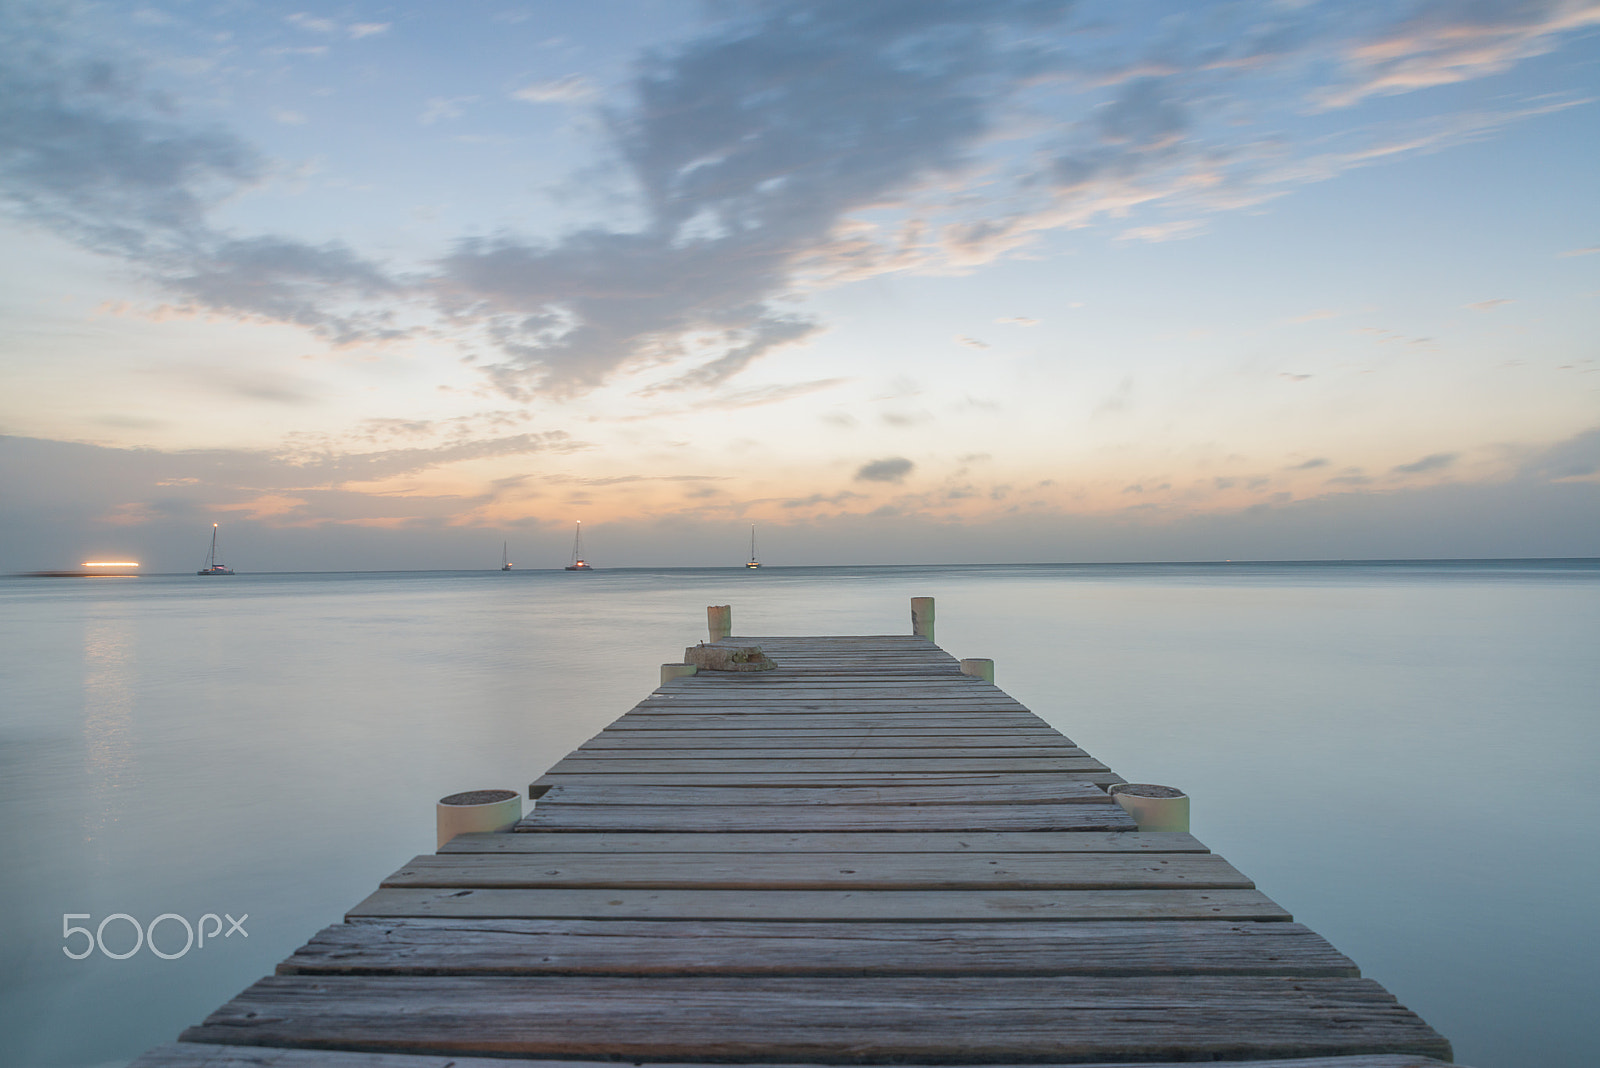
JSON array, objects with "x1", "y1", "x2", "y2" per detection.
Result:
[{"x1": 209, "y1": 523, "x2": 218, "y2": 568}]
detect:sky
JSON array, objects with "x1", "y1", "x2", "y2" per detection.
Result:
[{"x1": 1, "y1": 0, "x2": 1597, "y2": 571}]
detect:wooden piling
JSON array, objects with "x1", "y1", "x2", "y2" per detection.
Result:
[
  {"x1": 960, "y1": 657, "x2": 995, "y2": 683},
  {"x1": 911, "y1": 595, "x2": 935, "y2": 642},
  {"x1": 706, "y1": 604, "x2": 732, "y2": 641},
  {"x1": 658, "y1": 662, "x2": 697, "y2": 685}
]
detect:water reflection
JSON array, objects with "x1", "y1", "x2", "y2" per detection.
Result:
[{"x1": 82, "y1": 616, "x2": 138, "y2": 856}]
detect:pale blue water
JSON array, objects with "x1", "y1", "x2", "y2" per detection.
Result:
[{"x1": 1, "y1": 561, "x2": 1595, "y2": 1068}]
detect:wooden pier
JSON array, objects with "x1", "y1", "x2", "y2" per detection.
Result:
[{"x1": 134, "y1": 605, "x2": 1459, "y2": 1068}]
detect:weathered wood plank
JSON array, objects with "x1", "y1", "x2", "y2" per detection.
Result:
[
  {"x1": 609, "y1": 713, "x2": 1051, "y2": 729},
  {"x1": 137, "y1": 1044, "x2": 1464, "y2": 1068},
  {"x1": 516, "y1": 802, "x2": 1138, "y2": 832},
  {"x1": 346, "y1": 887, "x2": 1289, "y2": 922},
  {"x1": 531, "y1": 782, "x2": 1113, "y2": 805},
  {"x1": 445, "y1": 830, "x2": 1210, "y2": 853},
  {"x1": 280, "y1": 918, "x2": 1353, "y2": 977},
  {"x1": 181, "y1": 974, "x2": 1450, "y2": 1062},
  {"x1": 587, "y1": 731, "x2": 1078, "y2": 747},
  {"x1": 380, "y1": 852, "x2": 1254, "y2": 891},
  {"x1": 532, "y1": 771, "x2": 1126, "y2": 788},
  {"x1": 572, "y1": 745, "x2": 1088, "y2": 759},
  {"x1": 544, "y1": 756, "x2": 1110, "y2": 775}
]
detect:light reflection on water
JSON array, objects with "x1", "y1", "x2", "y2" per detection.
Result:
[
  {"x1": 0, "y1": 561, "x2": 1595, "y2": 1068},
  {"x1": 82, "y1": 617, "x2": 138, "y2": 860}
]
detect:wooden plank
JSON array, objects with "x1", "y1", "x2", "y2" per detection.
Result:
[
  {"x1": 544, "y1": 756, "x2": 1107, "y2": 774},
  {"x1": 653, "y1": 691, "x2": 1013, "y2": 700},
  {"x1": 444, "y1": 830, "x2": 1210, "y2": 854},
  {"x1": 532, "y1": 771, "x2": 1126, "y2": 788},
  {"x1": 530, "y1": 782, "x2": 1114, "y2": 806},
  {"x1": 653, "y1": 686, "x2": 1019, "y2": 696},
  {"x1": 136, "y1": 1044, "x2": 1463, "y2": 1068},
  {"x1": 346, "y1": 887, "x2": 1289, "y2": 922},
  {"x1": 380, "y1": 852, "x2": 1253, "y2": 890},
  {"x1": 181, "y1": 974, "x2": 1450, "y2": 1062},
  {"x1": 587, "y1": 731, "x2": 1078, "y2": 747},
  {"x1": 281, "y1": 918, "x2": 1354, "y2": 977},
  {"x1": 515, "y1": 802, "x2": 1139, "y2": 832},
  {"x1": 608, "y1": 713, "x2": 1051, "y2": 729},
  {"x1": 572, "y1": 745, "x2": 1087, "y2": 759}
]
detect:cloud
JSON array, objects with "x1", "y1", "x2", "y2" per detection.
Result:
[
  {"x1": 1279, "y1": 372, "x2": 1313, "y2": 382},
  {"x1": 1318, "y1": 1, "x2": 1600, "y2": 109},
  {"x1": 1393, "y1": 452, "x2": 1458, "y2": 475},
  {"x1": 855, "y1": 457, "x2": 914, "y2": 483},
  {"x1": 1118, "y1": 219, "x2": 1205, "y2": 243},
  {"x1": 954, "y1": 335, "x2": 990, "y2": 350},
  {"x1": 0, "y1": 13, "x2": 408, "y2": 344},
  {"x1": 442, "y1": 2, "x2": 1079, "y2": 394},
  {"x1": 1518, "y1": 426, "x2": 1600, "y2": 481},
  {"x1": 1466, "y1": 298, "x2": 1513, "y2": 311},
  {"x1": 779, "y1": 490, "x2": 865, "y2": 510},
  {"x1": 995, "y1": 316, "x2": 1038, "y2": 326},
  {"x1": 1289, "y1": 458, "x2": 1330, "y2": 470},
  {"x1": 0, "y1": 21, "x2": 264, "y2": 257},
  {"x1": 286, "y1": 13, "x2": 339, "y2": 35},
  {"x1": 510, "y1": 76, "x2": 596, "y2": 104},
  {"x1": 421, "y1": 97, "x2": 478, "y2": 125},
  {"x1": 1559, "y1": 245, "x2": 1600, "y2": 257},
  {"x1": 5, "y1": 0, "x2": 1598, "y2": 402}
]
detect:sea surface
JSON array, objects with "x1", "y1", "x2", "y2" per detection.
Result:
[{"x1": 1, "y1": 561, "x2": 1595, "y2": 1068}]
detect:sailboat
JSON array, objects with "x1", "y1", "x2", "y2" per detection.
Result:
[
  {"x1": 196, "y1": 523, "x2": 234, "y2": 575},
  {"x1": 501, "y1": 542, "x2": 513, "y2": 571},
  {"x1": 564, "y1": 521, "x2": 594, "y2": 571},
  {"x1": 745, "y1": 524, "x2": 761, "y2": 569}
]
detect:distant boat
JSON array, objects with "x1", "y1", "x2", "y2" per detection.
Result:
[
  {"x1": 564, "y1": 521, "x2": 593, "y2": 571},
  {"x1": 197, "y1": 523, "x2": 234, "y2": 576},
  {"x1": 746, "y1": 524, "x2": 761, "y2": 569},
  {"x1": 501, "y1": 541, "x2": 513, "y2": 571}
]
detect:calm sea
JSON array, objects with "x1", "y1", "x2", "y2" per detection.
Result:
[{"x1": 1, "y1": 561, "x2": 1595, "y2": 1068}]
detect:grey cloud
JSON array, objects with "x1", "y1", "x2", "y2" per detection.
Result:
[
  {"x1": 1393, "y1": 452, "x2": 1458, "y2": 475},
  {"x1": 8, "y1": 0, "x2": 1597, "y2": 400},
  {"x1": 856, "y1": 457, "x2": 914, "y2": 483},
  {"x1": 780, "y1": 490, "x2": 865, "y2": 509},
  {"x1": 0, "y1": 11, "x2": 407, "y2": 344},
  {"x1": 0, "y1": 16, "x2": 262, "y2": 257},
  {"x1": 282, "y1": 432, "x2": 583, "y2": 485},
  {"x1": 166, "y1": 235, "x2": 407, "y2": 344},
  {"x1": 442, "y1": 0, "x2": 1077, "y2": 394},
  {"x1": 1519, "y1": 427, "x2": 1600, "y2": 481},
  {"x1": 1289, "y1": 457, "x2": 1330, "y2": 470},
  {"x1": 1099, "y1": 76, "x2": 1189, "y2": 149}
]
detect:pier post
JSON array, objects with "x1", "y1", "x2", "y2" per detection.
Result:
[
  {"x1": 910, "y1": 597, "x2": 935, "y2": 643},
  {"x1": 708, "y1": 604, "x2": 732, "y2": 641},
  {"x1": 960, "y1": 658, "x2": 994, "y2": 683},
  {"x1": 660, "y1": 662, "x2": 698, "y2": 685},
  {"x1": 1108, "y1": 783, "x2": 1190, "y2": 832},
  {"x1": 435, "y1": 789, "x2": 521, "y2": 851}
]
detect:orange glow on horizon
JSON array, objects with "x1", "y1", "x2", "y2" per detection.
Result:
[{"x1": 83, "y1": 561, "x2": 139, "y2": 567}]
